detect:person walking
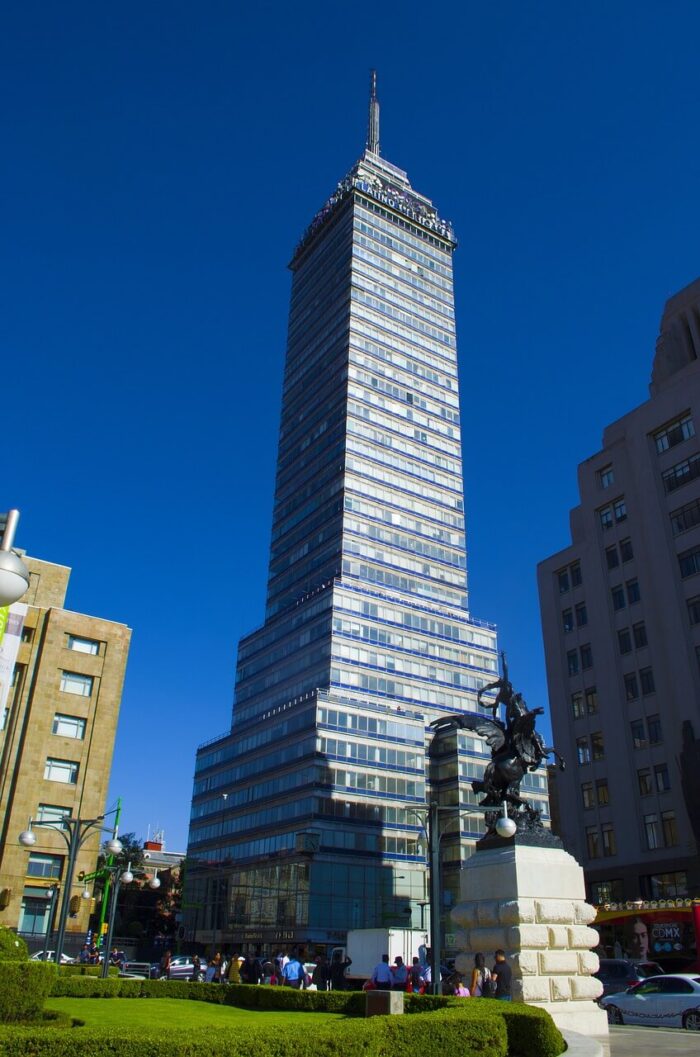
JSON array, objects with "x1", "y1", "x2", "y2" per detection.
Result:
[
  {"x1": 190, "y1": 954, "x2": 202, "y2": 982},
  {"x1": 240, "y1": 952, "x2": 263, "y2": 985},
  {"x1": 311, "y1": 954, "x2": 330, "y2": 991},
  {"x1": 452, "y1": 973, "x2": 470, "y2": 997},
  {"x1": 329, "y1": 951, "x2": 352, "y2": 990},
  {"x1": 159, "y1": 949, "x2": 172, "y2": 980},
  {"x1": 391, "y1": 956, "x2": 408, "y2": 990},
  {"x1": 371, "y1": 954, "x2": 393, "y2": 990},
  {"x1": 470, "y1": 953, "x2": 493, "y2": 997},
  {"x1": 281, "y1": 952, "x2": 305, "y2": 989},
  {"x1": 492, "y1": 949, "x2": 512, "y2": 1001},
  {"x1": 409, "y1": 957, "x2": 425, "y2": 993}
]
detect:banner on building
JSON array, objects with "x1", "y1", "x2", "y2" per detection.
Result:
[{"x1": 0, "y1": 602, "x2": 27, "y2": 721}]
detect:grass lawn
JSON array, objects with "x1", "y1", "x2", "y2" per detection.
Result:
[{"x1": 46, "y1": 998, "x2": 345, "y2": 1030}]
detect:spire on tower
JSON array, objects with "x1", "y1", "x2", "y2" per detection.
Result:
[{"x1": 367, "y1": 69, "x2": 380, "y2": 155}]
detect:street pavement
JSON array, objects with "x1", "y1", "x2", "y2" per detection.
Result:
[{"x1": 603, "y1": 1025, "x2": 700, "y2": 1056}]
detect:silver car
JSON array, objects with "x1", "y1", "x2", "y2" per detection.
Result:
[{"x1": 600, "y1": 973, "x2": 700, "y2": 1030}]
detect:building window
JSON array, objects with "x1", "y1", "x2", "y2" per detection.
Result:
[
  {"x1": 575, "y1": 603, "x2": 588, "y2": 627},
  {"x1": 647, "y1": 714, "x2": 662, "y2": 744},
  {"x1": 580, "y1": 643, "x2": 593, "y2": 670},
  {"x1": 679, "y1": 546, "x2": 700, "y2": 579},
  {"x1": 624, "y1": 673, "x2": 639, "y2": 701},
  {"x1": 591, "y1": 879, "x2": 624, "y2": 904},
  {"x1": 44, "y1": 758, "x2": 79, "y2": 784},
  {"x1": 52, "y1": 714, "x2": 86, "y2": 740},
  {"x1": 599, "y1": 507, "x2": 614, "y2": 531},
  {"x1": 567, "y1": 650, "x2": 579, "y2": 676},
  {"x1": 613, "y1": 499, "x2": 627, "y2": 523},
  {"x1": 562, "y1": 609, "x2": 574, "y2": 633},
  {"x1": 581, "y1": 782, "x2": 594, "y2": 809},
  {"x1": 638, "y1": 768, "x2": 652, "y2": 795},
  {"x1": 596, "y1": 778, "x2": 609, "y2": 806},
  {"x1": 633, "y1": 622, "x2": 648, "y2": 648},
  {"x1": 661, "y1": 811, "x2": 678, "y2": 847},
  {"x1": 591, "y1": 731, "x2": 605, "y2": 760},
  {"x1": 662, "y1": 452, "x2": 700, "y2": 493},
  {"x1": 619, "y1": 537, "x2": 634, "y2": 562},
  {"x1": 26, "y1": 853, "x2": 62, "y2": 879},
  {"x1": 653, "y1": 412, "x2": 695, "y2": 453},
  {"x1": 618, "y1": 628, "x2": 632, "y2": 654},
  {"x1": 577, "y1": 737, "x2": 591, "y2": 765},
  {"x1": 687, "y1": 597, "x2": 700, "y2": 625},
  {"x1": 557, "y1": 569, "x2": 570, "y2": 593},
  {"x1": 585, "y1": 686, "x2": 598, "y2": 714},
  {"x1": 626, "y1": 579, "x2": 640, "y2": 604},
  {"x1": 654, "y1": 764, "x2": 670, "y2": 792},
  {"x1": 586, "y1": 826, "x2": 600, "y2": 859},
  {"x1": 644, "y1": 813, "x2": 660, "y2": 850},
  {"x1": 670, "y1": 497, "x2": 700, "y2": 535},
  {"x1": 599, "y1": 465, "x2": 615, "y2": 489},
  {"x1": 640, "y1": 667, "x2": 655, "y2": 695},
  {"x1": 641, "y1": 871, "x2": 688, "y2": 899},
  {"x1": 605, "y1": 546, "x2": 620, "y2": 570},
  {"x1": 570, "y1": 562, "x2": 582, "y2": 587},
  {"x1": 631, "y1": 719, "x2": 646, "y2": 749},
  {"x1": 571, "y1": 692, "x2": 584, "y2": 719},
  {"x1": 59, "y1": 671, "x2": 94, "y2": 697},
  {"x1": 611, "y1": 585, "x2": 626, "y2": 610},
  {"x1": 602, "y1": 824, "x2": 616, "y2": 857},
  {"x1": 67, "y1": 635, "x2": 100, "y2": 655},
  {"x1": 36, "y1": 804, "x2": 72, "y2": 829},
  {"x1": 21, "y1": 626, "x2": 34, "y2": 643}
]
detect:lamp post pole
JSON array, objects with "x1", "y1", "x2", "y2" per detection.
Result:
[
  {"x1": 19, "y1": 811, "x2": 123, "y2": 963},
  {"x1": 101, "y1": 862, "x2": 133, "y2": 978},
  {"x1": 43, "y1": 885, "x2": 59, "y2": 960}
]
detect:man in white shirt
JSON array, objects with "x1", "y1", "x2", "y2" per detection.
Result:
[{"x1": 371, "y1": 954, "x2": 393, "y2": 990}]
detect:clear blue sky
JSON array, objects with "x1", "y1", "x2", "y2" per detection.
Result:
[{"x1": 3, "y1": 3, "x2": 700, "y2": 850}]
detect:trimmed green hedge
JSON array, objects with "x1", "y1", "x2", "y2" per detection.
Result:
[
  {"x1": 0, "y1": 961, "x2": 57, "y2": 1022},
  {"x1": 0, "y1": 928, "x2": 28, "y2": 961},
  {"x1": 57, "y1": 965, "x2": 119, "y2": 978},
  {"x1": 39, "y1": 978, "x2": 564, "y2": 1057},
  {"x1": 0, "y1": 1009, "x2": 507, "y2": 1057}
]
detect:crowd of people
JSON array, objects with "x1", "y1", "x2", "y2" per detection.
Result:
[
  {"x1": 157, "y1": 945, "x2": 512, "y2": 999},
  {"x1": 367, "y1": 949, "x2": 511, "y2": 999}
]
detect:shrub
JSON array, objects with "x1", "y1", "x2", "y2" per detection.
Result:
[
  {"x1": 57, "y1": 965, "x2": 119, "y2": 977},
  {"x1": 0, "y1": 927, "x2": 28, "y2": 961},
  {"x1": 496, "y1": 1002, "x2": 565, "y2": 1057},
  {"x1": 0, "y1": 961, "x2": 56, "y2": 1022},
  {"x1": 50, "y1": 976, "x2": 122, "y2": 998}
]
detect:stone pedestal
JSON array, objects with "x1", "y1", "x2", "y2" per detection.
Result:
[
  {"x1": 451, "y1": 843, "x2": 608, "y2": 1036},
  {"x1": 365, "y1": 990, "x2": 404, "y2": 1016}
]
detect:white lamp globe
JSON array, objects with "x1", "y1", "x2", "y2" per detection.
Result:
[
  {"x1": 0, "y1": 551, "x2": 30, "y2": 607},
  {"x1": 148, "y1": 876, "x2": 161, "y2": 890},
  {"x1": 82, "y1": 888, "x2": 91, "y2": 900},
  {"x1": 495, "y1": 815, "x2": 517, "y2": 839},
  {"x1": 120, "y1": 869, "x2": 134, "y2": 885},
  {"x1": 106, "y1": 837, "x2": 123, "y2": 855},
  {"x1": 19, "y1": 828, "x2": 37, "y2": 847}
]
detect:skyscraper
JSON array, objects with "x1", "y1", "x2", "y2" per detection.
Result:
[
  {"x1": 186, "y1": 76, "x2": 548, "y2": 954},
  {"x1": 538, "y1": 279, "x2": 700, "y2": 936}
]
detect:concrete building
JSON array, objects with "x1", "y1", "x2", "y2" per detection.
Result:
[
  {"x1": 0, "y1": 552, "x2": 131, "y2": 946},
  {"x1": 186, "y1": 76, "x2": 549, "y2": 955},
  {"x1": 538, "y1": 278, "x2": 700, "y2": 909}
]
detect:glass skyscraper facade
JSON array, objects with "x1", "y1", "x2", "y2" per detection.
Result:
[{"x1": 186, "y1": 80, "x2": 548, "y2": 954}]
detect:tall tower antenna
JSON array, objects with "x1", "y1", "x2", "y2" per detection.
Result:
[{"x1": 367, "y1": 69, "x2": 380, "y2": 155}]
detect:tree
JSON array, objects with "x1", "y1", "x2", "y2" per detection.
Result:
[{"x1": 97, "y1": 832, "x2": 144, "y2": 874}]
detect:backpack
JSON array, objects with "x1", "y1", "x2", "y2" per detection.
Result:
[{"x1": 480, "y1": 969, "x2": 497, "y2": 998}]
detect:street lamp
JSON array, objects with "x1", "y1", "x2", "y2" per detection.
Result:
[
  {"x1": 0, "y1": 510, "x2": 30, "y2": 607},
  {"x1": 42, "y1": 886, "x2": 60, "y2": 960},
  {"x1": 101, "y1": 862, "x2": 133, "y2": 978},
  {"x1": 19, "y1": 812, "x2": 121, "y2": 963}
]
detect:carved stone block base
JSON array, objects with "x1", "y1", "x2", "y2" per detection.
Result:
[{"x1": 451, "y1": 844, "x2": 608, "y2": 1036}]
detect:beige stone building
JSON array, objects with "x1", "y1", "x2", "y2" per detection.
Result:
[
  {"x1": 0, "y1": 554, "x2": 131, "y2": 949},
  {"x1": 538, "y1": 278, "x2": 700, "y2": 915}
]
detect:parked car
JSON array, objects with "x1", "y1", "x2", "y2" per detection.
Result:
[
  {"x1": 151, "y1": 955, "x2": 207, "y2": 981},
  {"x1": 29, "y1": 950, "x2": 75, "y2": 964},
  {"x1": 594, "y1": 958, "x2": 664, "y2": 996},
  {"x1": 599, "y1": 973, "x2": 700, "y2": 1029}
]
